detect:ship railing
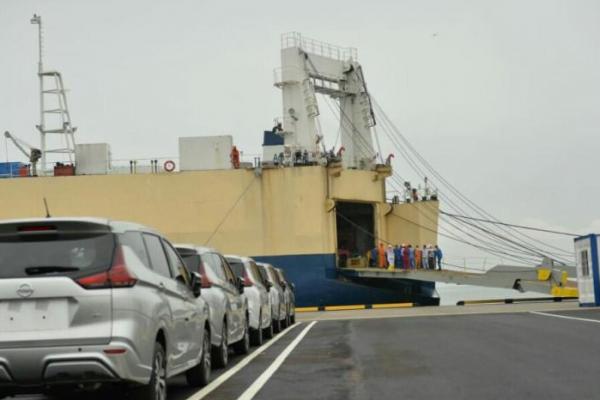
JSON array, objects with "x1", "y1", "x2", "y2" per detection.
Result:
[
  {"x1": 281, "y1": 32, "x2": 357, "y2": 61},
  {"x1": 109, "y1": 157, "x2": 180, "y2": 174}
]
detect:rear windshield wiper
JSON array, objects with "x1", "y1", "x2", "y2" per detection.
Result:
[{"x1": 25, "y1": 266, "x2": 81, "y2": 275}]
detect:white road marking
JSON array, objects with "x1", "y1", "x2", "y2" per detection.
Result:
[
  {"x1": 530, "y1": 311, "x2": 600, "y2": 324},
  {"x1": 236, "y1": 321, "x2": 318, "y2": 400},
  {"x1": 185, "y1": 322, "x2": 301, "y2": 400}
]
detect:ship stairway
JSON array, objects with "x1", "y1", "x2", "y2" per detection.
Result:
[{"x1": 337, "y1": 263, "x2": 578, "y2": 297}]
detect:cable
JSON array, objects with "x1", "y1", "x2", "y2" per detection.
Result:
[
  {"x1": 372, "y1": 99, "x2": 575, "y2": 261},
  {"x1": 441, "y1": 211, "x2": 581, "y2": 237},
  {"x1": 204, "y1": 176, "x2": 256, "y2": 246}
]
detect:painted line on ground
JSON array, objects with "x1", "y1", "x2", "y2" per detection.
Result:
[
  {"x1": 185, "y1": 322, "x2": 301, "y2": 400},
  {"x1": 530, "y1": 311, "x2": 600, "y2": 324},
  {"x1": 236, "y1": 321, "x2": 318, "y2": 400}
]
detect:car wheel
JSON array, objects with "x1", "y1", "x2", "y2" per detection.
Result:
[
  {"x1": 234, "y1": 316, "x2": 250, "y2": 355},
  {"x1": 263, "y1": 319, "x2": 274, "y2": 339},
  {"x1": 290, "y1": 313, "x2": 296, "y2": 325},
  {"x1": 272, "y1": 316, "x2": 281, "y2": 333},
  {"x1": 250, "y1": 315, "x2": 264, "y2": 346},
  {"x1": 212, "y1": 320, "x2": 228, "y2": 368},
  {"x1": 131, "y1": 342, "x2": 167, "y2": 400},
  {"x1": 186, "y1": 325, "x2": 211, "y2": 387}
]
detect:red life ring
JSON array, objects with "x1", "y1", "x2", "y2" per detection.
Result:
[{"x1": 163, "y1": 160, "x2": 176, "y2": 172}]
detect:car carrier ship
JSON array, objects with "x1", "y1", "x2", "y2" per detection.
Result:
[{"x1": 0, "y1": 29, "x2": 440, "y2": 307}]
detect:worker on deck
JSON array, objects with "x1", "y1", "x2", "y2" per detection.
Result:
[
  {"x1": 415, "y1": 245, "x2": 422, "y2": 269},
  {"x1": 394, "y1": 245, "x2": 402, "y2": 270},
  {"x1": 369, "y1": 246, "x2": 377, "y2": 268},
  {"x1": 428, "y1": 245, "x2": 436, "y2": 270},
  {"x1": 408, "y1": 245, "x2": 415, "y2": 270},
  {"x1": 422, "y1": 245, "x2": 429, "y2": 269},
  {"x1": 402, "y1": 244, "x2": 410, "y2": 270},
  {"x1": 435, "y1": 245, "x2": 443, "y2": 270},
  {"x1": 386, "y1": 245, "x2": 395, "y2": 270},
  {"x1": 378, "y1": 242, "x2": 386, "y2": 269},
  {"x1": 230, "y1": 146, "x2": 240, "y2": 169}
]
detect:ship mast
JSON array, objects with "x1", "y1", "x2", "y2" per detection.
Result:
[{"x1": 30, "y1": 14, "x2": 77, "y2": 175}]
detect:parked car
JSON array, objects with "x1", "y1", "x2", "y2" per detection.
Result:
[
  {"x1": 275, "y1": 267, "x2": 296, "y2": 325},
  {"x1": 225, "y1": 255, "x2": 273, "y2": 345},
  {"x1": 175, "y1": 245, "x2": 250, "y2": 369},
  {"x1": 0, "y1": 218, "x2": 211, "y2": 400},
  {"x1": 256, "y1": 262, "x2": 287, "y2": 333}
]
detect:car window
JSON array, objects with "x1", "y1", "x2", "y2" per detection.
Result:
[
  {"x1": 180, "y1": 253, "x2": 201, "y2": 274},
  {"x1": 118, "y1": 231, "x2": 151, "y2": 270},
  {"x1": 221, "y1": 258, "x2": 237, "y2": 285},
  {"x1": 257, "y1": 265, "x2": 270, "y2": 284},
  {"x1": 143, "y1": 234, "x2": 171, "y2": 278},
  {"x1": 227, "y1": 259, "x2": 245, "y2": 278},
  {"x1": 202, "y1": 253, "x2": 226, "y2": 282},
  {"x1": 163, "y1": 240, "x2": 191, "y2": 285},
  {"x1": 250, "y1": 261, "x2": 267, "y2": 286}
]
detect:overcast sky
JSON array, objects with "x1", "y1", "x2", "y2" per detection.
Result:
[{"x1": 1, "y1": 0, "x2": 599, "y2": 263}]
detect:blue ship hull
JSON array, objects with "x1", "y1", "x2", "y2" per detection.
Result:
[{"x1": 253, "y1": 253, "x2": 439, "y2": 307}]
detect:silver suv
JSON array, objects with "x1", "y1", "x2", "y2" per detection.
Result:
[
  {"x1": 275, "y1": 268, "x2": 296, "y2": 326},
  {"x1": 0, "y1": 218, "x2": 211, "y2": 399},
  {"x1": 257, "y1": 263, "x2": 287, "y2": 333},
  {"x1": 225, "y1": 255, "x2": 273, "y2": 345},
  {"x1": 175, "y1": 245, "x2": 250, "y2": 369}
]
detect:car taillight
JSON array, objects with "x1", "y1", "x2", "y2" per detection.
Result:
[
  {"x1": 199, "y1": 262, "x2": 212, "y2": 289},
  {"x1": 243, "y1": 271, "x2": 253, "y2": 287},
  {"x1": 76, "y1": 245, "x2": 137, "y2": 289}
]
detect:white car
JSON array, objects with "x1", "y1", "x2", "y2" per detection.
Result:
[
  {"x1": 275, "y1": 267, "x2": 296, "y2": 325},
  {"x1": 176, "y1": 245, "x2": 250, "y2": 369},
  {"x1": 225, "y1": 255, "x2": 273, "y2": 345},
  {"x1": 257, "y1": 262, "x2": 287, "y2": 333}
]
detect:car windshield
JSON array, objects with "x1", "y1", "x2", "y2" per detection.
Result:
[{"x1": 0, "y1": 232, "x2": 115, "y2": 279}]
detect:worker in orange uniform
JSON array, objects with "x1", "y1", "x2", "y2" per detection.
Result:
[
  {"x1": 230, "y1": 146, "x2": 241, "y2": 169},
  {"x1": 378, "y1": 242, "x2": 386, "y2": 269},
  {"x1": 415, "y1": 245, "x2": 422, "y2": 269}
]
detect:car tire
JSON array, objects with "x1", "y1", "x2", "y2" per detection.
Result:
[
  {"x1": 263, "y1": 320, "x2": 274, "y2": 339},
  {"x1": 186, "y1": 325, "x2": 211, "y2": 387},
  {"x1": 272, "y1": 316, "x2": 281, "y2": 333},
  {"x1": 234, "y1": 317, "x2": 250, "y2": 355},
  {"x1": 131, "y1": 342, "x2": 167, "y2": 400},
  {"x1": 290, "y1": 313, "x2": 296, "y2": 325},
  {"x1": 250, "y1": 316, "x2": 263, "y2": 346},
  {"x1": 212, "y1": 320, "x2": 228, "y2": 369}
]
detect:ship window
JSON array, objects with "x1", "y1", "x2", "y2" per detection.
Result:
[{"x1": 335, "y1": 202, "x2": 375, "y2": 267}]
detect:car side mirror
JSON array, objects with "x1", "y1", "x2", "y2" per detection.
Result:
[
  {"x1": 291, "y1": 283, "x2": 296, "y2": 292},
  {"x1": 190, "y1": 272, "x2": 202, "y2": 298},
  {"x1": 265, "y1": 280, "x2": 272, "y2": 292},
  {"x1": 237, "y1": 276, "x2": 245, "y2": 294}
]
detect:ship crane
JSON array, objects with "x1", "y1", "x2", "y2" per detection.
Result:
[{"x1": 4, "y1": 131, "x2": 42, "y2": 176}]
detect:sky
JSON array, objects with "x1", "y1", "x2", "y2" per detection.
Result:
[{"x1": 1, "y1": 0, "x2": 599, "y2": 265}]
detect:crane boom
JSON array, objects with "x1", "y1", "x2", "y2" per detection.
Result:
[{"x1": 4, "y1": 131, "x2": 42, "y2": 176}]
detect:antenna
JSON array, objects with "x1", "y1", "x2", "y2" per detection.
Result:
[{"x1": 43, "y1": 197, "x2": 51, "y2": 218}]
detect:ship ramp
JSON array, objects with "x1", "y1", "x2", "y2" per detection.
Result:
[{"x1": 337, "y1": 264, "x2": 578, "y2": 297}]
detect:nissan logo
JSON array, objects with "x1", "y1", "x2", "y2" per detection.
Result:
[{"x1": 16, "y1": 283, "x2": 34, "y2": 298}]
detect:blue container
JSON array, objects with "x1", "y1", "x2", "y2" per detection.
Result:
[{"x1": 0, "y1": 162, "x2": 25, "y2": 178}]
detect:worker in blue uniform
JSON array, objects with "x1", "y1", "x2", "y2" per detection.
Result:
[{"x1": 434, "y1": 245, "x2": 443, "y2": 270}]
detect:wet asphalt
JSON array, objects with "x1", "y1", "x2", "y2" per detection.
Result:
[{"x1": 8, "y1": 307, "x2": 600, "y2": 400}]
